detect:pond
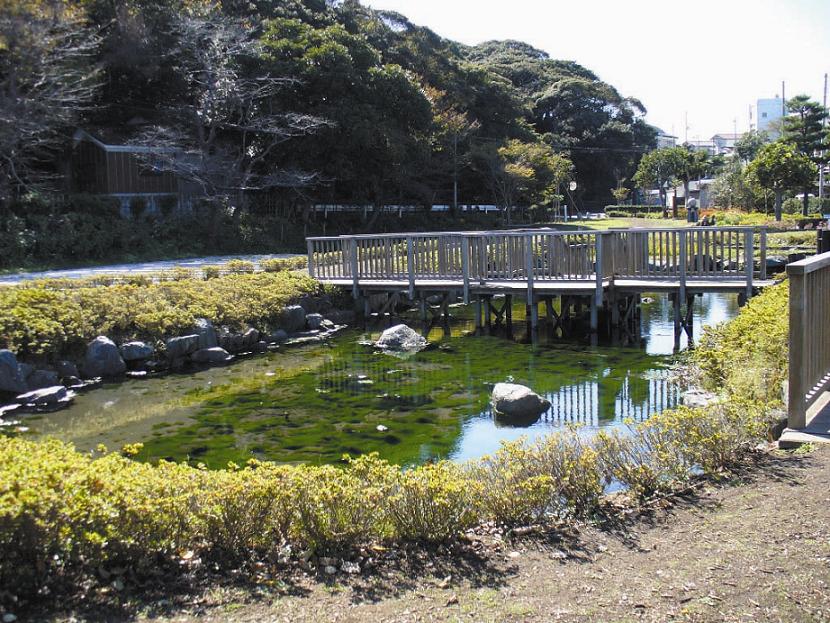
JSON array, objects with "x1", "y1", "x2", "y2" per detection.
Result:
[{"x1": 26, "y1": 293, "x2": 739, "y2": 467}]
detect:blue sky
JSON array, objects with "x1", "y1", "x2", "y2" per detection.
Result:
[{"x1": 365, "y1": 0, "x2": 830, "y2": 140}]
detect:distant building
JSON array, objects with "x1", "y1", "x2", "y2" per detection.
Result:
[
  {"x1": 711, "y1": 133, "x2": 743, "y2": 155},
  {"x1": 655, "y1": 128, "x2": 678, "y2": 149},
  {"x1": 69, "y1": 130, "x2": 197, "y2": 214},
  {"x1": 686, "y1": 140, "x2": 717, "y2": 156},
  {"x1": 756, "y1": 97, "x2": 785, "y2": 137}
]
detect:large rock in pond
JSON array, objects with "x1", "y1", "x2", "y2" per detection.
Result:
[
  {"x1": 120, "y1": 341, "x2": 154, "y2": 362},
  {"x1": 83, "y1": 336, "x2": 127, "y2": 378},
  {"x1": 375, "y1": 324, "x2": 428, "y2": 353},
  {"x1": 280, "y1": 305, "x2": 307, "y2": 333},
  {"x1": 166, "y1": 334, "x2": 199, "y2": 359},
  {"x1": 0, "y1": 350, "x2": 27, "y2": 394},
  {"x1": 306, "y1": 313, "x2": 324, "y2": 331},
  {"x1": 491, "y1": 383, "x2": 551, "y2": 419},
  {"x1": 16, "y1": 385, "x2": 75, "y2": 410},
  {"x1": 194, "y1": 318, "x2": 218, "y2": 349},
  {"x1": 191, "y1": 347, "x2": 233, "y2": 365},
  {"x1": 27, "y1": 369, "x2": 59, "y2": 390}
]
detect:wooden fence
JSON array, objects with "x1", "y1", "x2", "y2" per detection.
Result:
[
  {"x1": 787, "y1": 251, "x2": 830, "y2": 429},
  {"x1": 308, "y1": 227, "x2": 767, "y2": 301}
]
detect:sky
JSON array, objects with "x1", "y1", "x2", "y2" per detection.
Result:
[{"x1": 364, "y1": 0, "x2": 830, "y2": 141}]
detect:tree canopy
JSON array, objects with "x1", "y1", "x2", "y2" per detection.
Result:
[{"x1": 1, "y1": 0, "x2": 657, "y2": 217}]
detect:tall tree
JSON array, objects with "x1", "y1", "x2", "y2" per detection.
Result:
[
  {"x1": 746, "y1": 141, "x2": 817, "y2": 221},
  {"x1": 633, "y1": 147, "x2": 685, "y2": 217},
  {"x1": 135, "y1": 11, "x2": 330, "y2": 221},
  {"x1": 0, "y1": 1, "x2": 100, "y2": 207},
  {"x1": 783, "y1": 94, "x2": 828, "y2": 215},
  {"x1": 734, "y1": 130, "x2": 769, "y2": 163}
]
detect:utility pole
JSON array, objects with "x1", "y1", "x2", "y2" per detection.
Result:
[
  {"x1": 782, "y1": 80, "x2": 786, "y2": 116},
  {"x1": 684, "y1": 111, "x2": 689, "y2": 144}
]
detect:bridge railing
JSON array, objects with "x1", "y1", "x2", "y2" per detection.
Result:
[
  {"x1": 787, "y1": 251, "x2": 830, "y2": 429},
  {"x1": 308, "y1": 226, "x2": 766, "y2": 297}
]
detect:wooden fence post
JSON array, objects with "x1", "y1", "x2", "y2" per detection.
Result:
[
  {"x1": 462, "y1": 236, "x2": 470, "y2": 304},
  {"x1": 744, "y1": 229, "x2": 754, "y2": 300},
  {"x1": 406, "y1": 236, "x2": 415, "y2": 300},
  {"x1": 350, "y1": 239, "x2": 359, "y2": 299},
  {"x1": 759, "y1": 227, "x2": 767, "y2": 280},
  {"x1": 306, "y1": 239, "x2": 315, "y2": 278},
  {"x1": 679, "y1": 230, "x2": 687, "y2": 308},
  {"x1": 788, "y1": 270, "x2": 808, "y2": 429}
]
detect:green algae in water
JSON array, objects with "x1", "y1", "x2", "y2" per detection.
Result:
[{"x1": 28, "y1": 293, "x2": 738, "y2": 468}]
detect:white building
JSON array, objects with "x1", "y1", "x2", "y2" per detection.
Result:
[
  {"x1": 757, "y1": 97, "x2": 785, "y2": 137},
  {"x1": 711, "y1": 133, "x2": 743, "y2": 155},
  {"x1": 655, "y1": 128, "x2": 677, "y2": 149}
]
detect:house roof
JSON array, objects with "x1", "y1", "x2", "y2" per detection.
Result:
[
  {"x1": 711, "y1": 133, "x2": 743, "y2": 140},
  {"x1": 72, "y1": 129, "x2": 179, "y2": 154}
]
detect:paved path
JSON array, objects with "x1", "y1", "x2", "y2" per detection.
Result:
[{"x1": 0, "y1": 254, "x2": 303, "y2": 285}]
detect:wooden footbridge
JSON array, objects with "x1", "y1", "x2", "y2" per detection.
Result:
[{"x1": 307, "y1": 226, "x2": 773, "y2": 339}]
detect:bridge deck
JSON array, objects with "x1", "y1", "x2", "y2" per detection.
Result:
[{"x1": 307, "y1": 226, "x2": 774, "y2": 331}]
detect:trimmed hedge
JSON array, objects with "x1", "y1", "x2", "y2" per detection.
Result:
[{"x1": 0, "y1": 268, "x2": 320, "y2": 360}]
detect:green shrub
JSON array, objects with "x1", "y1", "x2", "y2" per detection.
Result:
[
  {"x1": 0, "y1": 271, "x2": 319, "y2": 358},
  {"x1": 261, "y1": 257, "x2": 308, "y2": 272},
  {"x1": 387, "y1": 461, "x2": 475, "y2": 542},
  {"x1": 202, "y1": 265, "x2": 222, "y2": 280},
  {"x1": 693, "y1": 281, "x2": 788, "y2": 403},
  {"x1": 224, "y1": 259, "x2": 255, "y2": 274}
]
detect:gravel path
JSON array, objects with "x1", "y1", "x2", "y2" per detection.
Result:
[{"x1": 0, "y1": 254, "x2": 302, "y2": 284}]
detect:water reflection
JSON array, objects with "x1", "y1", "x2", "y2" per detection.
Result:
[{"x1": 26, "y1": 292, "x2": 738, "y2": 467}]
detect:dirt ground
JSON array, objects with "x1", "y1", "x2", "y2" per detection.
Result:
[{"x1": 42, "y1": 445, "x2": 830, "y2": 623}]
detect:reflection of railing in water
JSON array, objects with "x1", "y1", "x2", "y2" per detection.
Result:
[{"x1": 317, "y1": 354, "x2": 680, "y2": 428}]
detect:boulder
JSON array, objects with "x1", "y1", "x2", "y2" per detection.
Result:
[
  {"x1": 120, "y1": 341, "x2": 154, "y2": 362},
  {"x1": 491, "y1": 383, "x2": 551, "y2": 419},
  {"x1": 325, "y1": 310, "x2": 356, "y2": 325},
  {"x1": 280, "y1": 305, "x2": 307, "y2": 333},
  {"x1": 27, "y1": 369, "x2": 59, "y2": 390},
  {"x1": 18, "y1": 363, "x2": 34, "y2": 382},
  {"x1": 255, "y1": 340, "x2": 269, "y2": 353},
  {"x1": 83, "y1": 336, "x2": 127, "y2": 378},
  {"x1": 241, "y1": 327, "x2": 260, "y2": 349},
  {"x1": 56, "y1": 360, "x2": 80, "y2": 379},
  {"x1": 16, "y1": 385, "x2": 75, "y2": 409},
  {"x1": 194, "y1": 318, "x2": 219, "y2": 349},
  {"x1": 0, "y1": 350, "x2": 27, "y2": 394},
  {"x1": 268, "y1": 329, "x2": 289, "y2": 344},
  {"x1": 306, "y1": 313, "x2": 324, "y2": 331},
  {"x1": 191, "y1": 347, "x2": 233, "y2": 365},
  {"x1": 682, "y1": 388, "x2": 718, "y2": 408},
  {"x1": 166, "y1": 334, "x2": 200, "y2": 359},
  {"x1": 375, "y1": 324, "x2": 428, "y2": 353}
]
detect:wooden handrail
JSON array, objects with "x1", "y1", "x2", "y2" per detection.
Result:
[{"x1": 787, "y1": 250, "x2": 830, "y2": 429}]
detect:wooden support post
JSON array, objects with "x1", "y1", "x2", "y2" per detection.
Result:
[
  {"x1": 406, "y1": 236, "x2": 415, "y2": 300},
  {"x1": 474, "y1": 295, "x2": 482, "y2": 330},
  {"x1": 595, "y1": 233, "x2": 604, "y2": 310},
  {"x1": 529, "y1": 294, "x2": 538, "y2": 330},
  {"x1": 524, "y1": 233, "x2": 534, "y2": 306},
  {"x1": 788, "y1": 270, "x2": 808, "y2": 429},
  {"x1": 672, "y1": 293, "x2": 681, "y2": 351},
  {"x1": 461, "y1": 236, "x2": 470, "y2": 304},
  {"x1": 364, "y1": 293, "x2": 372, "y2": 319},
  {"x1": 744, "y1": 229, "x2": 754, "y2": 300},
  {"x1": 306, "y1": 239, "x2": 315, "y2": 278},
  {"x1": 485, "y1": 295, "x2": 492, "y2": 333},
  {"x1": 545, "y1": 298, "x2": 554, "y2": 324},
  {"x1": 419, "y1": 293, "x2": 427, "y2": 322},
  {"x1": 505, "y1": 294, "x2": 513, "y2": 333},
  {"x1": 590, "y1": 295, "x2": 598, "y2": 332},
  {"x1": 350, "y1": 239, "x2": 360, "y2": 300},
  {"x1": 679, "y1": 230, "x2": 687, "y2": 308},
  {"x1": 759, "y1": 227, "x2": 767, "y2": 281}
]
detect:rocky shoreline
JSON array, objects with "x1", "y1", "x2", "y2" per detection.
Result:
[{"x1": 0, "y1": 296, "x2": 355, "y2": 423}]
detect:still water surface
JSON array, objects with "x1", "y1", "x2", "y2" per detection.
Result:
[{"x1": 28, "y1": 293, "x2": 738, "y2": 467}]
